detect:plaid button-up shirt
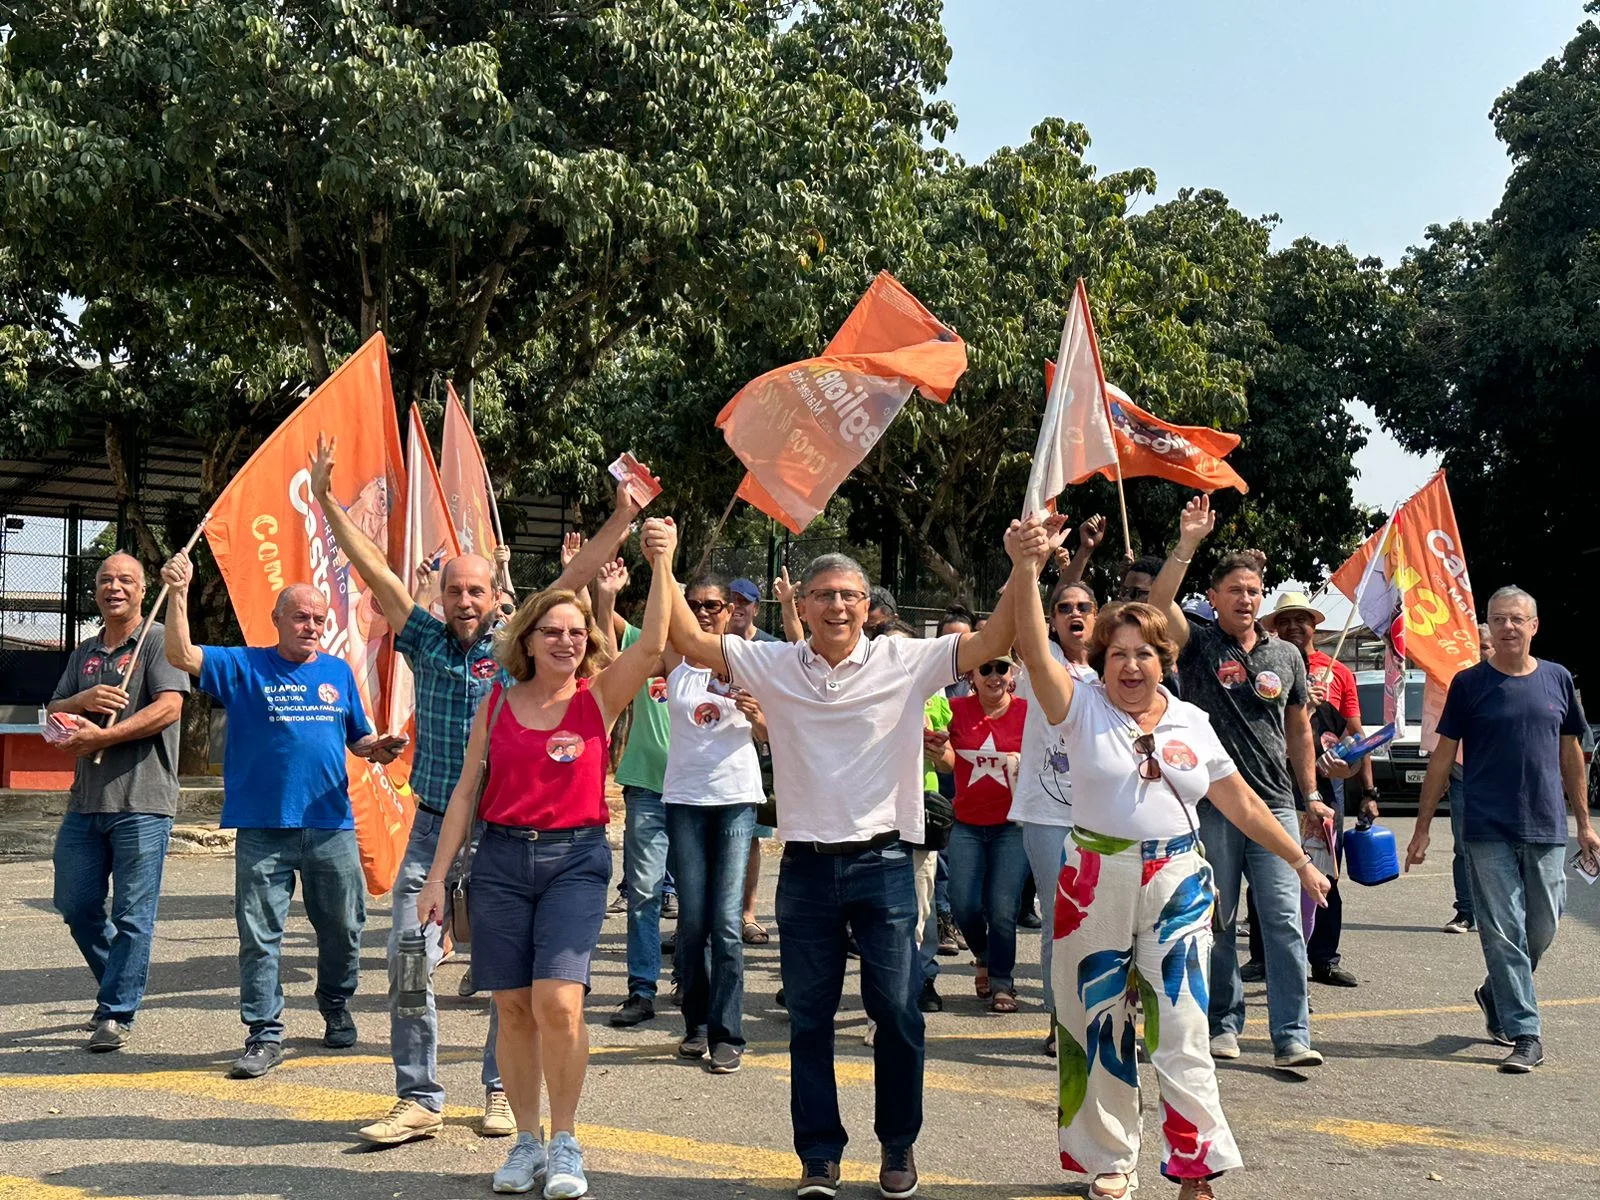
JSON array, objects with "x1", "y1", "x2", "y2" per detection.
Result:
[{"x1": 395, "y1": 607, "x2": 510, "y2": 813}]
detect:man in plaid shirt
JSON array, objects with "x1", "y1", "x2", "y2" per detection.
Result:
[{"x1": 309, "y1": 436, "x2": 638, "y2": 1146}]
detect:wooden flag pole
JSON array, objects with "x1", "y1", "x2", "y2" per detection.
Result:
[
  {"x1": 93, "y1": 515, "x2": 210, "y2": 764},
  {"x1": 691, "y1": 489, "x2": 742, "y2": 580}
]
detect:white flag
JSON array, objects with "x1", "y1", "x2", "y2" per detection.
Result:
[{"x1": 1023, "y1": 278, "x2": 1117, "y2": 518}]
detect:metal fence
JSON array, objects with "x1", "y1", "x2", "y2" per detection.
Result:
[{"x1": 0, "y1": 515, "x2": 110, "y2": 706}]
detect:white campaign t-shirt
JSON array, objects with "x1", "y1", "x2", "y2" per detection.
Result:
[
  {"x1": 1061, "y1": 681, "x2": 1237, "y2": 841},
  {"x1": 722, "y1": 632, "x2": 962, "y2": 844},
  {"x1": 660, "y1": 663, "x2": 764, "y2": 808},
  {"x1": 1007, "y1": 641, "x2": 1098, "y2": 829}
]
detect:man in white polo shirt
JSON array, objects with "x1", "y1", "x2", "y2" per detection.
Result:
[{"x1": 649, "y1": 524, "x2": 1048, "y2": 1200}]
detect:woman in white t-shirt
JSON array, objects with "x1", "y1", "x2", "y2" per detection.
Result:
[
  {"x1": 659, "y1": 575, "x2": 766, "y2": 1075},
  {"x1": 1005, "y1": 526, "x2": 1331, "y2": 1200},
  {"x1": 1008, "y1": 574, "x2": 1099, "y2": 1055}
]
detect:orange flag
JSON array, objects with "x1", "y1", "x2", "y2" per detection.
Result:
[
  {"x1": 439, "y1": 384, "x2": 501, "y2": 561},
  {"x1": 718, "y1": 271, "x2": 967, "y2": 532},
  {"x1": 1330, "y1": 471, "x2": 1479, "y2": 691},
  {"x1": 1042, "y1": 365, "x2": 1248, "y2": 494},
  {"x1": 388, "y1": 405, "x2": 464, "y2": 745},
  {"x1": 204, "y1": 334, "x2": 414, "y2": 895}
]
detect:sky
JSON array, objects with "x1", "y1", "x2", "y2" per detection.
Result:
[{"x1": 938, "y1": 0, "x2": 1587, "y2": 510}]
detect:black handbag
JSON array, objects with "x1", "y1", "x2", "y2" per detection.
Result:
[{"x1": 915, "y1": 789, "x2": 955, "y2": 852}]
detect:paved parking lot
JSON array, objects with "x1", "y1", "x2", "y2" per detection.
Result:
[{"x1": 3, "y1": 817, "x2": 1599, "y2": 1199}]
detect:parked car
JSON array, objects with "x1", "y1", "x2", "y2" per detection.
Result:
[{"x1": 1355, "y1": 669, "x2": 1429, "y2": 807}]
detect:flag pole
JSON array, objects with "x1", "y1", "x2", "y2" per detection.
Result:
[
  {"x1": 691, "y1": 488, "x2": 742, "y2": 580},
  {"x1": 1076, "y1": 277, "x2": 1133, "y2": 554},
  {"x1": 1329, "y1": 502, "x2": 1400, "y2": 668},
  {"x1": 93, "y1": 515, "x2": 211, "y2": 765}
]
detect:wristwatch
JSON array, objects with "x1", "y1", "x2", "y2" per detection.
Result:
[
  {"x1": 1361, "y1": 786, "x2": 1381, "y2": 801},
  {"x1": 1305, "y1": 789, "x2": 1324, "y2": 807}
]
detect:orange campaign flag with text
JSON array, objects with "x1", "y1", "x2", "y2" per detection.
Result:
[
  {"x1": 439, "y1": 385, "x2": 501, "y2": 560},
  {"x1": 204, "y1": 334, "x2": 414, "y2": 895},
  {"x1": 1330, "y1": 471, "x2": 1479, "y2": 696},
  {"x1": 718, "y1": 271, "x2": 967, "y2": 532}
]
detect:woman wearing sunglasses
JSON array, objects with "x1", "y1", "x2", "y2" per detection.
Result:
[
  {"x1": 656, "y1": 575, "x2": 766, "y2": 1074},
  {"x1": 1009, "y1": 576, "x2": 1100, "y2": 1053},
  {"x1": 934, "y1": 654, "x2": 1029, "y2": 1012},
  {"x1": 1004, "y1": 527, "x2": 1330, "y2": 1200}
]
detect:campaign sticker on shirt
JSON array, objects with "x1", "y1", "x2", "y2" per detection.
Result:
[
  {"x1": 317, "y1": 683, "x2": 341, "y2": 704},
  {"x1": 648, "y1": 678, "x2": 668, "y2": 703},
  {"x1": 692, "y1": 702, "x2": 722, "y2": 728},
  {"x1": 115, "y1": 652, "x2": 133, "y2": 674},
  {"x1": 1215, "y1": 660, "x2": 1247, "y2": 689},
  {"x1": 546, "y1": 732, "x2": 585, "y2": 763},
  {"x1": 83, "y1": 656, "x2": 102, "y2": 677},
  {"x1": 1253, "y1": 670, "x2": 1283, "y2": 700},
  {"x1": 1161, "y1": 740, "x2": 1199, "y2": 770},
  {"x1": 470, "y1": 658, "x2": 499, "y2": 680}
]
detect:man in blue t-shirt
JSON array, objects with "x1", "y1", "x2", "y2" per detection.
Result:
[
  {"x1": 162, "y1": 551, "x2": 406, "y2": 1080},
  {"x1": 1408, "y1": 586, "x2": 1596, "y2": 1075}
]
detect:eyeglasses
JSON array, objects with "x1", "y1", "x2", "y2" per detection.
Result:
[
  {"x1": 1055, "y1": 600, "x2": 1095, "y2": 616},
  {"x1": 807, "y1": 588, "x2": 868, "y2": 606},
  {"x1": 977, "y1": 661, "x2": 1012, "y2": 677},
  {"x1": 686, "y1": 599, "x2": 728, "y2": 615},
  {"x1": 534, "y1": 626, "x2": 589, "y2": 642},
  {"x1": 1117, "y1": 585, "x2": 1151, "y2": 601},
  {"x1": 1132, "y1": 733, "x2": 1162, "y2": 782}
]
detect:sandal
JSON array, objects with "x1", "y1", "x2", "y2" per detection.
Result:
[
  {"x1": 973, "y1": 966, "x2": 991, "y2": 1000},
  {"x1": 989, "y1": 988, "x2": 1018, "y2": 1014},
  {"x1": 1176, "y1": 1181, "x2": 1214, "y2": 1200},
  {"x1": 742, "y1": 921, "x2": 770, "y2": 945},
  {"x1": 1088, "y1": 1170, "x2": 1139, "y2": 1199}
]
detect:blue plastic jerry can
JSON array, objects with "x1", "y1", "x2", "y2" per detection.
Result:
[{"x1": 1344, "y1": 818, "x2": 1400, "y2": 886}]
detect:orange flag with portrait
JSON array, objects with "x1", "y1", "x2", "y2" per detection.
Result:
[
  {"x1": 718, "y1": 271, "x2": 967, "y2": 532},
  {"x1": 204, "y1": 334, "x2": 414, "y2": 895}
]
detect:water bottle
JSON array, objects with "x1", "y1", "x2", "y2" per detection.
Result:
[{"x1": 395, "y1": 927, "x2": 431, "y2": 1018}]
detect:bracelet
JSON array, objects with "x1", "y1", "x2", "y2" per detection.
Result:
[
  {"x1": 1172, "y1": 553, "x2": 1192, "y2": 564},
  {"x1": 421, "y1": 877, "x2": 446, "y2": 886},
  {"x1": 1293, "y1": 854, "x2": 1313, "y2": 870}
]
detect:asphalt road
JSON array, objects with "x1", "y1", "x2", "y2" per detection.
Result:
[{"x1": 3, "y1": 817, "x2": 1599, "y2": 1200}]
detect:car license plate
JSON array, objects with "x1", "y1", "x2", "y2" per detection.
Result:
[{"x1": 1405, "y1": 770, "x2": 1427, "y2": 784}]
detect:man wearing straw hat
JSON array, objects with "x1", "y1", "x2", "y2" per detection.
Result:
[{"x1": 47, "y1": 552, "x2": 190, "y2": 1054}]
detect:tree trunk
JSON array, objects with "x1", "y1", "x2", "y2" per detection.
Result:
[{"x1": 178, "y1": 691, "x2": 213, "y2": 776}]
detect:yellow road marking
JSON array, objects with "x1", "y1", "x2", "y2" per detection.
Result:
[
  {"x1": 1295, "y1": 1118, "x2": 1600, "y2": 1168},
  {"x1": 0, "y1": 1179, "x2": 143, "y2": 1200}
]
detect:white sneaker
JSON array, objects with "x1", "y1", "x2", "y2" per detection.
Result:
[
  {"x1": 543, "y1": 1131, "x2": 588, "y2": 1199},
  {"x1": 1273, "y1": 1042, "x2": 1324, "y2": 1069},
  {"x1": 492, "y1": 1130, "x2": 546, "y2": 1194},
  {"x1": 1209, "y1": 1031, "x2": 1240, "y2": 1060},
  {"x1": 481, "y1": 1087, "x2": 516, "y2": 1137}
]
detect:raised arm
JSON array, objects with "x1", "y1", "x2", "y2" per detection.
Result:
[
  {"x1": 309, "y1": 435, "x2": 416, "y2": 629},
  {"x1": 773, "y1": 567, "x2": 805, "y2": 642},
  {"x1": 593, "y1": 517, "x2": 678, "y2": 727},
  {"x1": 1147, "y1": 494, "x2": 1215, "y2": 652},
  {"x1": 591, "y1": 557, "x2": 628, "y2": 658},
  {"x1": 956, "y1": 515, "x2": 1055, "y2": 674},
  {"x1": 159, "y1": 551, "x2": 205, "y2": 677},
  {"x1": 1059, "y1": 514, "x2": 1106, "y2": 586},
  {"x1": 1005, "y1": 518, "x2": 1077, "y2": 725},
  {"x1": 658, "y1": 541, "x2": 729, "y2": 677},
  {"x1": 552, "y1": 480, "x2": 643, "y2": 594}
]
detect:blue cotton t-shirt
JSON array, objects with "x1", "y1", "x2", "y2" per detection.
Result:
[
  {"x1": 199, "y1": 646, "x2": 373, "y2": 830},
  {"x1": 1436, "y1": 658, "x2": 1587, "y2": 845}
]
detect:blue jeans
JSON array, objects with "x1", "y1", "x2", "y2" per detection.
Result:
[
  {"x1": 1466, "y1": 840, "x2": 1565, "y2": 1039},
  {"x1": 52, "y1": 811, "x2": 172, "y2": 1026},
  {"x1": 665, "y1": 803, "x2": 755, "y2": 1047},
  {"x1": 1019, "y1": 821, "x2": 1070, "y2": 1014},
  {"x1": 389, "y1": 810, "x2": 500, "y2": 1110},
  {"x1": 934, "y1": 851, "x2": 951, "y2": 918},
  {"x1": 235, "y1": 827, "x2": 366, "y2": 1046},
  {"x1": 945, "y1": 821, "x2": 1030, "y2": 994},
  {"x1": 622, "y1": 787, "x2": 670, "y2": 999},
  {"x1": 776, "y1": 842, "x2": 923, "y2": 1161},
  {"x1": 1448, "y1": 775, "x2": 1474, "y2": 922},
  {"x1": 1200, "y1": 801, "x2": 1311, "y2": 1054}
]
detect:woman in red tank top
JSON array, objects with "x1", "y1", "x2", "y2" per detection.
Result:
[{"x1": 418, "y1": 517, "x2": 680, "y2": 1196}]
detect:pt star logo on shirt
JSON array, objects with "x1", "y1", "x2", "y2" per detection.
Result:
[{"x1": 957, "y1": 733, "x2": 1010, "y2": 788}]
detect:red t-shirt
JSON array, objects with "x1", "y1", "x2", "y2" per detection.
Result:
[
  {"x1": 948, "y1": 693, "x2": 1028, "y2": 825},
  {"x1": 477, "y1": 680, "x2": 610, "y2": 828},
  {"x1": 1307, "y1": 651, "x2": 1360, "y2": 721}
]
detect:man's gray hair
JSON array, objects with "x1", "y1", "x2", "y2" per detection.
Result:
[
  {"x1": 799, "y1": 553, "x2": 870, "y2": 594},
  {"x1": 1486, "y1": 585, "x2": 1537, "y2": 617},
  {"x1": 273, "y1": 582, "x2": 327, "y2": 617}
]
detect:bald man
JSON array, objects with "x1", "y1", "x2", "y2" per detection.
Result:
[
  {"x1": 306, "y1": 433, "x2": 641, "y2": 1143},
  {"x1": 163, "y1": 552, "x2": 405, "y2": 1079},
  {"x1": 48, "y1": 552, "x2": 190, "y2": 1053}
]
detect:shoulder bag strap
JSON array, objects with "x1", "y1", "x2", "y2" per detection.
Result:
[{"x1": 455, "y1": 685, "x2": 512, "y2": 883}]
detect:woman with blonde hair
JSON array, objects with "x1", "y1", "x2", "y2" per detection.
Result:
[
  {"x1": 1003, "y1": 523, "x2": 1330, "y2": 1200},
  {"x1": 419, "y1": 518, "x2": 680, "y2": 1198}
]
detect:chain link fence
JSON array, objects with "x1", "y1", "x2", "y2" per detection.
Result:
[{"x1": 0, "y1": 516, "x2": 111, "y2": 709}]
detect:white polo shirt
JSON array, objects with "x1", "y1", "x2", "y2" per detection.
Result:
[
  {"x1": 722, "y1": 631, "x2": 963, "y2": 843},
  {"x1": 1062, "y1": 681, "x2": 1237, "y2": 841},
  {"x1": 1007, "y1": 641, "x2": 1098, "y2": 829}
]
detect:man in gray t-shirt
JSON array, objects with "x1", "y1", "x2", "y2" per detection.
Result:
[{"x1": 47, "y1": 553, "x2": 189, "y2": 1053}]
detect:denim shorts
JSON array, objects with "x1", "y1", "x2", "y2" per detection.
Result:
[{"x1": 468, "y1": 825, "x2": 612, "y2": 992}]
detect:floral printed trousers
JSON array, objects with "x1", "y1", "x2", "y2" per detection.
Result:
[{"x1": 1053, "y1": 827, "x2": 1242, "y2": 1182}]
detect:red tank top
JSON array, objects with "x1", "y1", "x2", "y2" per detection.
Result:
[{"x1": 477, "y1": 680, "x2": 610, "y2": 829}]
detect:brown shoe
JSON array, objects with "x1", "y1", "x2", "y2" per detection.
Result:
[
  {"x1": 879, "y1": 1146, "x2": 918, "y2": 1198},
  {"x1": 796, "y1": 1158, "x2": 840, "y2": 1198},
  {"x1": 357, "y1": 1098, "x2": 444, "y2": 1145}
]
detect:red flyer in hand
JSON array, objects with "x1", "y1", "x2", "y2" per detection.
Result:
[{"x1": 608, "y1": 452, "x2": 662, "y2": 510}]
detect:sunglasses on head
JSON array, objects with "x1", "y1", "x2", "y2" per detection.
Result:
[
  {"x1": 1055, "y1": 600, "x2": 1095, "y2": 616},
  {"x1": 977, "y1": 661, "x2": 1012, "y2": 677},
  {"x1": 1132, "y1": 733, "x2": 1162, "y2": 782},
  {"x1": 686, "y1": 598, "x2": 728, "y2": 615}
]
